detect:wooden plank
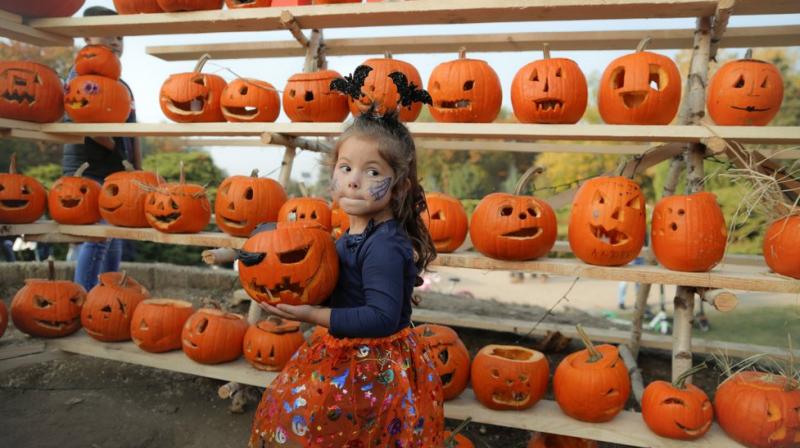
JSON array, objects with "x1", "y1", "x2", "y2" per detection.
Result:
[
  {"x1": 0, "y1": 221, "x2": 58, "y2": 236},
  {"x1": 549, "y1": 241, "x2": 764, "y2": 267},
  {"x1": 0, "y1": 117, "x2": 41, "y2": 131},
  {"x1": 0, "y1": 15, "x2": 73, "y2": 47},
  {"x1": 57, "y1": 224, "x2": 246, "y2": 249},
  {"x1": 2, "y1": 128, "x2": 83, "y2": 144},
  {"x1": 0, "y1": 341, "x2": 46, "y2": 361}
]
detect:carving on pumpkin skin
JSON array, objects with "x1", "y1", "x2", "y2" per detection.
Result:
[{"x1": 0, "y1": 68, "x2": 39, "y2": 105}]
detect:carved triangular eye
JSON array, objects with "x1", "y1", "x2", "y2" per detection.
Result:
[
  {"x1": 733, "y1": 75, "x2": 745, "y2": 88},
  {"x1": 593, "y1": 191, "x2": 606, "y2": 205},
  {"x1": 530, "y1": 69, "x2": 539, "y2": 82},
  {"x1": 760, "y1": 77, "x2": 769, "y2": 88},
  {"x1": 625, "y1": 196, "x2": 641, "y2": 210}
]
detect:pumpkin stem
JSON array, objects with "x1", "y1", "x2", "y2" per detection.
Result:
[
  {"x1": 542, "y1": 43, "x2": 551, "y2": 60},
  {"x1": 194, "y1": 53, "x2": 211, "y2": 73},
  {"x1": 384, "y1": 50, "x2": 393, "y2": 59},
  {"x1": 458, "y1": 46, "x2": 467, "y2": 60},
  {"x1": 47, "y1": 256, "x2": 55, "y2": 281},
  {"x1": 443, "y1": 417, "x2": 472, "y2": 448},
  {"x1": 250, "y1": 169, "x2": 259, "y2": 178},
  {"x1": 179, "y1": 160, "x2": 185, "y2": 185},
  {"x1": 636, "y1": 36, "x2": 652, "y2": 53},
  {"x1": 265, "y1": 315, "x2": 284, "y2": 326},
  {"x1": 118, "y1": 270, "x2": 129, "y2": 287},
  {"x1": 576, "y1": 324, "x2": 603, "y2": 362},
  {"x1": 745, "y1": 48, "x2": 753, "y2": 60},
  {"x1": 674, "y1": 362, "x2": 707, "y2": 389},
  {"x1": 121, "y1": 160, "x2": 135, "y2": 172},
  {"x1": 9, "y1": 153, "x2": 17, "y2": 174},
  {"x1": 73, "y1": 162, "x2": 90, "y2": 178},
  {"x1": 786, "y1": 332, "x2": 797, "y2": 391},
  {"x1": 422, "y1": 325, "x2": 434, "y2": 338},
  {"x1": 513, "y1": 166, "x2": 545, "y2": 196}
]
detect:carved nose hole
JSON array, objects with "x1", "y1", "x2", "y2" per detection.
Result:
[
  {"x1": 518, "y1": 213, "x2": 526, "y2": 219},
  {"x1": 670, "y1": 222, "x2": 678, "y2": 231}
]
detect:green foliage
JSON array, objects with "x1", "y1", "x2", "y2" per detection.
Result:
[{"x1": 23, "y1": 163, "x2": 62, "y2": 189}]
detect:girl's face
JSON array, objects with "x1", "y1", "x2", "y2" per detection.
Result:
[{"x1": 331, "y1": 135, "x2": 396, "y2": 220}]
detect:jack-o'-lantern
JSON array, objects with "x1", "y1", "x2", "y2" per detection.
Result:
[
  {"x1": 81, "y1": 271, "x2": 150, "y2": 342},
  {"x1": 0, "y1": 61, "x2": 64, "y2": 123},
  {"x1": 553, "y1": 325, "x2": 630, "y2": 422},
  {"x1": 156, "y1": 0, "x2": 222, "y2": 11},
  {"x1": 330, "y1": 200, "x2": 349, "y2": 239},
  {"x1": 642, "y1": 363, "x2": 713, "y2": 440},
  {"x1": 64, "y1": 75, "x2": 132, "y2": 123},
  {"x1": 75, "y1": 45, "x2": 121, "y2": 80},
  {"x1": 0, "y1": 153, "x2": 47, "y2": 224},
  {"x1": 512, "y1": 45, "x2": 588, "y2": 124},
  {"x1": 0, "y1": 299, "x2": 6, "y2": 338},
  {"x1": 423, "y1": 192, "x2": 468, "y2": 253},
  {"x1": 221, "y1": 78, "x2": 280, "y2": 123},
  {"x1": 99, "y1": 161, "x2": 163, "y2": 228},
  {"x1": 144, "y1": 161, "x2": 211, "y2": 234},
  {"x1": 348, "y1": 52, "x2": 424, "y2": 122},
  {"x1": 182, "y1": 308, "x2": 248, "y2": 364},
  {"x1": 598, "y1": 39, "x2": 681, "y2": 125},
  {"x1": 131, "y1": 298, "x2": 194, "y2": 353},
  {"x1": 160, "y1": 54, "x2": 227, "y2": 123},
  {"x1": 568, "y1": 176, "x2": 646, "y2": 266},
  {"x1": 0, "y1": 0, "x2": 84, "y2": 17},
  {"x1": 238, "y1": 221, "x2": 339, "y2": 306},
  {"x1": 443, "y1": 431, "x2": 474, "y2": 448},
  {"x1": 48, "y1": 162, "x2": 102, "y2": 225},
  {"x1": 11, "y1": 260, "x2": 85, "y2": 338},
  {"x1": 243, "y1": 316, "x2": 305, "y2": 371},
  {"x1": 471, "y1": 344, "x2": 549, "y2": 411},
  {"x1": 652, "y1": 192, "x2": 726, "y2": 272},
  {"x1": 278, "y1": 197, "x2": 332, "y2": 231},
  {"x1": 528, "y1": 433, "x2": 597, "y2": 448},
  {"x1": 283, "y1": 70, "x2": 349, "y2": 122},
  {"x1": 224, "y1": 0, "x2": 270, "y2": 8},
  {"x1": 470, "y1": 167, "x2": 557, "y2": 261},
  {"x1": 113, "y1": 0, "x2": 164, "y2": 13},
  {"x1": 313, "y1": 0, "x2": 360, "y2": 4},
  {"x1": 428, "y1": 48, "x2": 502, "y2": 123},
  {"x1": 708, "y1": 50, "x2": 784, "y2": 126},
  {"x1": 763, "y1": 215, "x2": 800, "y2": 279},
  {"x1": 414, "y1": 324, "x2": 470, "y2": 401},
  {"x1": 715, "y1": 370, "x2": 800, "y2": 448},
  {"x1": 215, "y1": 169, "x2": 287, "y2": 237}
]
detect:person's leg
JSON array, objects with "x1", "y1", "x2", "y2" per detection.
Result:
[
  {"x1": 74, "y1": 240, "x2": 111, "y2": 291},
  {"x1": 617, "y1": 282, "x2": 627, "y2": 309},
  {"x1": 101, "y1": 238, "x2": 123, "y2": 274},
  {"x1": 1, "y1": 238, "x2": 15, "y2": 262}
]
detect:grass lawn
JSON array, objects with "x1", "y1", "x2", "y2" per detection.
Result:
[{"x1": 699, "y1": 305, "x2": 800, "y2": 350}]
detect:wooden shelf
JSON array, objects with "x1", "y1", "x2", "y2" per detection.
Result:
[
  {"x1": 0, "y1": 9, "x2": 73, "y2": 47},
  {"x1": 57, "y1": 224, "x2": 246, "y2": 249}
]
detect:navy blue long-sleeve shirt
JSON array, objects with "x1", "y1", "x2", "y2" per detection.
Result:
[{"x1": 327, "y1": 219, "x2": 416, "y2": 339}]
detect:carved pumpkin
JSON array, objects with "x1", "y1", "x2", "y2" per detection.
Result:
[
  {"x1": 99, "y1": 161, "x2": 163, "y2": 228},
  {"x1": 64, "y1": 75, "x2": 132, "y2": 123},
  {"x1": 553, "y1": 325, "x2": 630, "y2": 422},
  {"x1": 0, "y1": 153, "x2": 47, "y2": 224},
  {"x1": 160, "y1": 55, "x2": 227, "y2": 123},
  {"x1": 238, "y1": 221, "x2": 339, "y2": 306},
  {"x1": 443, "y1": 432, "x2": 474, "y2": 448},
  {"x1": 224, "y1": 0, "x2": 271, "y2": 9},
  {"x1": 156, "y1": 0, "x2": 222, "y2": 11},
  {"x1": 216, "y1": 169, "x2": 287, "y2": 237},
  {"x1": 144, "y1": 161, "x2": 211, "y2": 234},
  {"x1": 283, "y1": 70, "x2": 349, "y2": 122},
  {"x1": 221, "y1": 78, "x2": 280, "y2": 123},
  {"x1": 598, "y1": 39, "x2": 681, "y2": 125},
  {"x1": 414, "y1": 324, "x2": 470, "y2": 401},
  {"x1": 0, "y1": 299, "x2": 6, "y2": 338},
  {"x1": 0, "y1": 61, "x2": 64, "y2": 123},
  {"x1": 330, "y1": 200, "x2": 350, "y2": 239},
  {"x1": 277, "y1": 197, "x2": 332, "y2": 231},
  {"x1": 471, "y1": 345, "x2": 549, "y2": 411},
  {"x1": 641, "y1": 364, "x2": 713, "y2": 440},
  {"x1": 81, "y1": 272, "x2": 150, "y2": 342},
  {"x1": 243, "y1": 316, "x2": 305, "y2": 371},
  {"x1": 568, "y1": 176, "x2": 646, "y2": 266},
  {"x1": 528, "y1": 433, "x2": 598, "y2": 448},
  {"x1": 75, "y1": 45, "x2": 121, "y2": 80},
  {"x1": 10, "y1": 260, "x2": 85, "y2": 338},
  {"x1": 715, "y1": 371, "x2": 800, "y2": 448},
  {"x1": 651, "y1": 192, "x2": 727, "y2": 272},
  {"x1": 763, "y1": 215, "x2": 800, "y2": 279},
  {"x1": 0, "y1": 0, "x2": 84, "y2": 17},
  {"x1": 181, "y1": 308, "x2": 248, "y2": 364},
  {"x1": 708, "y1": 52, "x2": 784, "y2": 126},
  {"x1": 113, "y1": 0, "x2": 164, "y2": 13},
  {"x1": 348, "y1": 52, "x2": 424, "y2": 122},
  {"x1": 422, "y1": 192, "x2": 468, "y2": 253},
  {"x1": 48, "y1": 163, "x2": 102, "y2": 225},
  {"x1": 131, "y1": 299, "x2": 194, "y2": 353},
  {"x1": 313, "y1": 0, "x2": 360, "y2": 4},
  {"x1": 512, "y1": 45, "x2": 588, "y2": 124},
  {"x1": 428, "y1": 48, "x2": 502, "y2": 123}
]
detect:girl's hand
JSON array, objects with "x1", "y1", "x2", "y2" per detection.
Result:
[{"x1": 257, "y1": 302, "x2": 331, "y2": 328}]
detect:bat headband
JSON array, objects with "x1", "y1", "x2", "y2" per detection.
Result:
[{"x1": 329, "y1": 65, "x2": 432, "y2": 115}]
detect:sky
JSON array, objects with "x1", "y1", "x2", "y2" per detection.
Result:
[{"x1": 75, "y1": 1, "x2": 800, "y2": 184}]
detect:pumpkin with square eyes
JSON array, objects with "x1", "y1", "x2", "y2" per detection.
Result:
[
  {"x1": 64, "y1": 75, "x2": 132, "y2": 123},
  {"x1": 277, "y1": 197, "x2": 332, "y2": 231},
  {"x1": 113, "y1": 0, "x2": 164, "y2": 13},
  {"x1": 221, "y1": 78, "x2": 280, "y2": 123},
  {"x1": 75, "y1": 45, "x2": 121, "y2": 80},
  {"x1": 414, "y1": 324, "x2": 470, "y2": 401},
  {"x1": 330, "y1": 200, "x2": 350, "y2": 239},
  {"x1": 708, "y1": 52, "x2": 784, "y2": 126},
  {"x1": 568, "y1": 176, "x2": 646, "y2": 266},
  {"x1": 160, "y1": 55, "x2": 227, "y2": 123},
  {"x1": 428, "y1": 48, "x2": 502, "y2": 123},
  {"x1": 0, "y1": 153, "x2": 47, "y2": 224},
  {"x1": 642, "y1": 364, "x2": 713, "y2": 440},
  {"x1": 238, "y1": 221, "x2": 339, "y2": 306},
  {"x1": 156, "y1": 0, "x2": 222, "y2": 11},
  {"x1": 100, "y1": 161, "x2": 163, "y2": 228},
  {"x1": 763, "y1": 215, "x2": 800, "y2": 280},
  {"x1": 243, "y1": 316, "x2": 305, "y2": 371},
  {"x1": 598, "y1": 39, "x2": 681, "y2": 125},
  {"x1": 215, "y1": 170, "x2": 288, "y2": 237},
  {"x1": 283, "y1": 70, "x2": 349, "y2": 122},
  {"x1": 182, "y1": 308, "x2": 249, "y2": 364},
  {"x1": 10, "y1": 260, "x2": 86, "y2": 338},
  {"x1": 348, "y1": 52, "x2": 424, "y2": 122},
  {"x1": 0, "y1": 299, "x2": 6, "y2": 339},
  {"x1": 48, "y1": 162, "x2": 102, "y2": 225},
  {"x1": 0, "y1": 61, "x2": 64, "y2": 123},
  {"x1": 131, "y1": 298, "x2": 194, "y2": 353},
  {"x1": 0, "y1": 0, "x2": 84, "y2": 17},
  {"x1": 471, "y1": 345, "x2": 549, "y2": 411},
  {"x1": 422, "y1": 192, "x2": 468, "y2": 253},
  {"x1": 144, "y1": 161, "x2": 211, "y2": 234},
  {"x1": 224, "y1": 0, "x2": 271, "y2": 7},
  {"x1": 81, "y1": 272, "x2": 150, "y2": 342},
  {"x1": 527, "y1": 433, "x2": 598, "y2": 448}
]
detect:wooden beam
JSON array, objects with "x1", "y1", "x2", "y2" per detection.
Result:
[
  {"x1": 57, "y1": 224, "x2": 246, "y2": 249},
  {"x1": 1, "y1": 128, "x2": 83, "y2": 144},
  {"x1": 550, "y1": 240, "x2": 764, "y2": 267},
  {"x1": 0, "y1": 221, "x2": 58, "y2": 236},
  {"x1": 0, "y1": 13, "x2": 73, "y2": 47}
]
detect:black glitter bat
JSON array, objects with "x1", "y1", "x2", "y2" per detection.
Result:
[
  {"x1": 388, "y1": 71, "x2": 432, "y2": 107},
  {"x1": 329, "y1": 65, "x2": 373, "y2": 100},
  {"x1": 235, "y1": 249, "x2": 266, "y2": 267}
]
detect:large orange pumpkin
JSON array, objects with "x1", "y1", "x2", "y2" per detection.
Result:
[
  {"x1": 348, "y1": 52, "x2": 424, "y2": 122},
  {"x1": 48, "y1": 163, "x2": 102, "y2": 225},
  {"x1": 131, "y1": 299, "x2": 194, "y2": 353},
  {"x1": 75, "y1": 45, "x2": 121, "y2": 80},
  {"x1": 156, "y1": 0, "x2": 222, "y2": 11},
  {"x1": 708, "y1": 52, "x2": 784, "y2": 126},
  {"x1": 528, "y1": 433, "x2": 598, "y2": 448},
  {"x1": 215, "y1": 169, "x2": 287, "y2": 237},
  {"x1": 277, "y1": 197, "x2": 332, "y2": 231},
  {"x1": 568, "y1": 176, "x2": 646, "y2": 266},
  {"x1": 113, "y1": 0, "x2": 164, "y2": 13},
  {"x1": 144, "y1": 161, "x2": 211, "y2": 234},
  {"x1": 330, "y1": 200, "x2": 350, "y2": 239},
  {"x1": 81, "y1": 272, "x2": 150, "y2": 342},
  {"x1": 99, "y1": 161, "x2": 163, "y2": 228},
  {"x1": 428, "y1": 48, "x2": 502, "y2": 123},
  {"x1": 422, "y1": 192, "x2": 468, "y2": 253},
  {"x1": 0, "y1": 153, "x2": 47, "y2": 224},
  {"x1": 160, "y1": 55, "x2": 227, "y2": 123},
  {"x1": 414, "y1": 324, "x2": 470, "y2": 401},
  {"x1": 283, "y1": 70, "x2": 349, "y2": 122},
  {"x1": 471, "y1": 345, "x2": 549, "y2": 411},
  {"x1": 763, "y1": 215, "x2": 800, "y2": 279},
  {"x1": 651, "y1": 192, "x2": 727, "y2": 272},
  {"x1": 0, "y1": 299, "x2": 6, "y2": 338},
  {"x1": 0, "y1": 0, "x2": 84, "y2": 17},
  {"x1": 0, "y1": 61, "x2": 64, "y2": 123},
  {"x1": 224, "y1": 0, "x2": 271, "y2": 7},
  {"x1": 182, "y1": 308, "x2": 248, "y2": 364},
  {"x1": 641, "y1": 363, "x2": 713, "y2": 440},
  {"x1": 221, "y1": 78, "x2": 281, "y2": 123},
  {"x1": 10, "y1": 261, "x2": 85, "y2": 338},
  {"x1": 64, "y1": 75, "x2": 132, "y2": 123},
  {"x1": 243, "y1": 316, "x2": 305, "y2": 371}
]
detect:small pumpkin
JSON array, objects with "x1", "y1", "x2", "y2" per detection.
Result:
[
  {"x1": 64, "y1": 75, "x2": 132, "y2": 123},
  {"x1": 277, "y1": 197, "x2": 332, "y2": 231},
  {"x1": 99, "y1": 161, "x2": 163, "y2": 228},
  {"x1": 221, "y1": 78, "x2": 281, "y2": 123},
  {"x1": 181, "y1": 308, "x2": 248, "y2": 364},
  {"x1": 160, "y1": 55, "x2": 227, "y2": 123},
  {"x1": 48, "y1": 162, "x2": 102, "y2": 225},
  {"x1": 348, "y1": 52, "x2": 424, "y2": 122},
  {"x1": 553, "y1": 325, "x2": 631, "y2": 422},
  {"x1": 651, "y1": 191, "x2": 727, "y2": 272},
  {"x1": 224, "y1": 0, "x2": 271, "y2": 8},
  {"x1": 156, "y1": 0, "x2": 222, "y2": 11},
  {"x1": 707, "y1": 50, "x2": 784, "y2": 126},
  {"x1": 0, "y1": 61, "x2": 64, "y2": 123},
  {"x1": 0, "y1": 299, "x2": 6, "y2": 338},
  {"x1": 330, "y1": 200, "x2": 350, "y2": 239},
  {"x1": 641, "y1": 363, "x2": 713, "y2": 440},
  {"x1": 243, "y1": 316, "x2": 305, "y2": 371},
  {"x1": 422, "y1": 192, "x2": 468, "y2": 253},
  {"x1": 0, "y1": 0, "x2": 84, "y2": 17},
  {"x1": 428, "y1": 48, "x2": 502, "y2": 123},
  {"x1": 283, "y1": 70, "x2": 349, "y2": 122},
  {"x1": 10, "y1": 260, "x2": 85, "y2": 338},
  {"x1": 471, "y1": 344, "x2": 549, "y2": 411},
  {"x1": 113, "y1": 0, "x2": 164, "y2": 13},
  {"x1": 75, "y1": 45, "x2": 121, "y2": 80},
  {"x1": 443, "y1": 431, "x2": 474, "y2": 448},
  {"x1": 763, "y1": 215, "x2": 800, "y2": 279},
  {"x1": 216, "y1": 169, "x2": 287, "y2": 237},
  {"x1": 512, "y1": 44, "x2": 588, "y2": 124},
  {"x1": 131, "y1": 298, "x2": 194, "y2": 353},
  {"x1": 528, "y1": 433, "x2": 598, "y2": 448},
  {"x1": 414, "y1": 324, "x2": 470, "y2": 401},
  {"x1": 81, "y1": 271, "x2": 150, "y2": 342},
  {"x1": 144, "y1": 161, "x2": 211, "y2": 234},
  {"x1": 0, "y1": 153, "x2": 47, "y2": 224}
]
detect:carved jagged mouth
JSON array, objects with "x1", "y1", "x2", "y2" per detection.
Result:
[
  {"x1": 222, "y1": 105, "x2": 259, "y2": 120},
  {"x1": 590, "y1": 225, "x2": 629, "y2": 245},
  {"x1": 36, "y1": 319, "x2": 79, "y2": 330},
  {"x1": 502, "y1": 227, "x2": 541, "y2": 239},
  {"x1": 60, "y1": 198, "x2": 81, "y2": 208},
  {"x1": 221, "y1": 215, "x2": 248, "y2": 228},
  {"x1": 622, "y1": 91, "x2": 647, "y2": 109},
  {"x1": 147, "y1": 212, "x2": 181, "y2": 226},
  {"x1": 65, "y1": 97, "x2": 89, "y2": 109},
  {"x1": 440, "y1": 372, "x2": 454, "y2": 386},
  {"x1": 250, "y1": 278, "x2": 305, "y2": 303},
  {"x1": 165, "y1": 96, "x2": 207, "y2": 115},
  {"x1": 2, "y1": 90, "x2": 35, "y2": 104},
  {"x1": 534, "y1": 99, "x2": 564, "y2": 112},
  {"x1": 731, "y1": 105, "x2": 771, "y2": 112},
  {"x1": 492, "y1": 391, "x2": 530, "y2": 406},
  {"x1": 437, "y1": 99, "x2": 471, "y2": 109},
  {"x1": 230, "y1": 0, "x2": 257, "y2": 4},
  {"x1": 0, "y1": 199, "x2": 29, "y2": 209}
]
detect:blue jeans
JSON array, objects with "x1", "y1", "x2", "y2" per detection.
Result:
[{"x1": 73, "y1": 238, "x2": 122, "y2": 291}]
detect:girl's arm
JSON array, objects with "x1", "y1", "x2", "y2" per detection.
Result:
[{"x1": 258, "y1": 302, "x2": 331, "y2": 328}]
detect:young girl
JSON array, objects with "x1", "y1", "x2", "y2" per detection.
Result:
[{"x1": 249, "y1": 75, "x2": 444, "y2": 447}]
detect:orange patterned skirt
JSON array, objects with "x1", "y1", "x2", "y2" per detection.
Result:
[{"x1": 249, "y1": 327, "x2": 445, "y2": 448}]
